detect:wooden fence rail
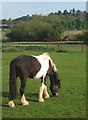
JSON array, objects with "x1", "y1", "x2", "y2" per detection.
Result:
[{"x1": 2, "y1": 41, "x2": 86, "y2": 53}]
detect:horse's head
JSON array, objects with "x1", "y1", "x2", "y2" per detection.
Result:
[{"x1": 49, "y1": 72, "x2": 61, "y2": 97}]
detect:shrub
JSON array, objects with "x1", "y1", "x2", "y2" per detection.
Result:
[
  {"x1": 75, "y1": 31, "x2": 88, "y2": 43},
  {"x1": 6, "y1": 20, "x2": 64, "y2": 42}
]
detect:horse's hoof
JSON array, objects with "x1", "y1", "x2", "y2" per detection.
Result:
[
  {"x1": 22, "y1": 101, "x2": 29, "y2": 105},
  {"x1": 44, "y1": 94, "x2": 50, "y2": 98},
  {"x1": 8, "y1": 101, "x2": 15, "y2": 108},
  {"x1": 39, "y1": 98, "x2": 44, "y2": 102}
]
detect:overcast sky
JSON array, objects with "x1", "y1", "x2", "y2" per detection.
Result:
[{"x1": 1, "y1": 1, "x2": 87, "y2": 20}]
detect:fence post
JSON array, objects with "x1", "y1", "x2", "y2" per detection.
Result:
[
  {"x1": 47, "y1": 43, "x2": 49, "y2": 51},
  {"x1": 57, "y1": 43, "x2": 59, "y2": 52},
  {"x1": 82, "y1": 42, "x2": 83, "y2": 52}
]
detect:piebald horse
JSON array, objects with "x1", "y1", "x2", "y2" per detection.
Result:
[{"x1": 8, "y1": 53, "x2": 61, "y2": 107}]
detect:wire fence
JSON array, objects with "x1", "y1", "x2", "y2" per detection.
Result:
[{"x1": 2, "y1": 41, "x2": 86, "y2": 53}]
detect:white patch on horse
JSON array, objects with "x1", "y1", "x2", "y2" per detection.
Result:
[
  {"x1": 21, "y1": 94, "x2": 29, "y2": 105},
  {"x1": 33, "y1": 53, "x2": 57, "y2": 79}
]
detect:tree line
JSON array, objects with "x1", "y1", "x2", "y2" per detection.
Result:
[
  {"x1": 1, "y1": 8, "x2": 88, "y2": 42},
  {"x1": 2, "y1": 9, "x2": 87, "y2": 30}
]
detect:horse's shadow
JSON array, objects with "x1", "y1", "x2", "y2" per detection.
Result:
[
  {"x1": 2, "y1": 92, "x2": 8, "y2": 98},
  {"x1": 2, "y1": 92, "x2": 39, "y2": 103},
  {"x1": 27, "y1": 93, "x2": 39, "y2": 102},
  {"x1": 2, "y1": 92, "x2": 9, "y2": 107}
]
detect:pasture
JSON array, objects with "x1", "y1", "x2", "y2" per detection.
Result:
[{"x1": 2, "y1": 45, "x2": 86, "y2": 118}]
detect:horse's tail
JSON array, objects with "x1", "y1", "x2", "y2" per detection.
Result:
[{"x1": 9, "y1": 60, "x2": 18, "y2": 101}]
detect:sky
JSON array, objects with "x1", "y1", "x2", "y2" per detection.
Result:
[{"x1": 1, "y1": 1, "x2": 87, "y2": 20}]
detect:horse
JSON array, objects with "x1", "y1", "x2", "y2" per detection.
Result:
[{"x1": 8, "y1": 53, "x2": 61, "y2": 107}]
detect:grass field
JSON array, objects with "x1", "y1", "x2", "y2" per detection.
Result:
[{"x1": 2, "y1": 47, "x2": 86, "y2": 118}]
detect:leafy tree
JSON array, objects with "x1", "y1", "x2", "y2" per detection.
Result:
[
  {"x1": 57, "y1": 10, "x2": 62, "y2": 15},
  {"x1": 75, "y1": 18, "x2": 81, "y2": 30},
  {"x1": 2, "y1": 19, "x2": 7, "y2": 24},
  {"x1": 76, "y1": 10, "x2": 84, "y2": 19},
  {"x1": 63, "y1": 10, "x2": 69, "y2": 15}
]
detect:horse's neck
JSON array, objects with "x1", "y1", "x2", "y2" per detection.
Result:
[{"x1": 49, "y1": 58, "x2": 57, "y2": 72}]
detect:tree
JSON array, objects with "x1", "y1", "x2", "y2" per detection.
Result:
[
  {"x1": 76, "y1": 10, "x2": 83, "y2": 18},
  {"x1": 75, "y1": 18, "x2": 81, "y2": 30},
  {"x1": 2, "y1": 19, "x2": 7, "y2": 24},
  {"x1": 69, "y1": 8, "x2": 76, "y2": 16},
  {"x1": 57, "y1": 10, "x2": 62, "y2": 15},
  {"x1": 7, "y1": 18, "x2": 13, "y2": 28},
  {"x1": 63, "y1": 10, "x2": 68, "y2": 15}
]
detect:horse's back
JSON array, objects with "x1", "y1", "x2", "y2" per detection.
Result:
[{"x1": 11, "y1": 55, "x2": 41, "y2": 78}]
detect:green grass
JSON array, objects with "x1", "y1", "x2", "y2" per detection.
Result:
[{"x1": 2, "y1": 49, "x2": 86, "y2": 118}]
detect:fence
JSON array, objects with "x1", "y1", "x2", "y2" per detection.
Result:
[{"x1": 2, "y1": 41, "x2": 86, "y2": 53}]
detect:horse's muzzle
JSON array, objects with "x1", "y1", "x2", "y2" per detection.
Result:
[
  {"x1": 56, "y1": 93, "x2": 59, "y2": 96},
  {"x1": 53, "y1": 93, "x2": 59, "y2": 97}
]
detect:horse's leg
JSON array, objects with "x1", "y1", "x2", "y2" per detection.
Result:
[
  {"x1": 44, "y1": 85, "x2": 50, "y2": 98},
  {"x1": 39, "y1": 82, "x2": 45, "y2": 102},
  {"x1": 8, "y1": 75, "x2": 18, "y2": 108},
  {"x1": 20, "y1": 77, "x2": 29, "y2": 105},
  {"x1": 21, "y1": 94, "x2": 29, "y2": 105}
]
